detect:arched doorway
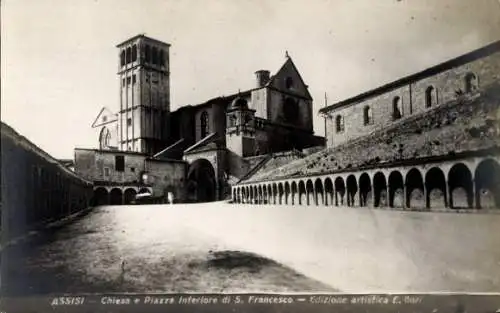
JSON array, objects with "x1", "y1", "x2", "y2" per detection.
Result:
[
  {"x1": 124, "y1": 188, "x2": 137, "y2": 205},
  {"x1": 314, "y1": 178, "x2": 324, "y2": 206},
  {"x1": 324, "y1": 178, "x2": 333, "y2": 206},
  {"x1": 425, "y1": 167, "x2": 447, "y2": 209},
  {"x1": 109, "y1": 188, "x2": 123, "y2": 205},
  {"x1": 187, "y1": 159, "x2": 217, "y2": 203},
  {"x1": 334, "y1": 177, "x2": 345, "y2": 206},
  {"x1": 474, "y1": 159, "x2": 500, "y2": 209},
  {"x1": 93, "y1": 187, "x2": 109, "y2": 206},
  {"x1": 448, "y1": 163, "x2": 473, "y2": 209},
  {"x1": 359, "y1": 173, "x2": 371, "y2": 207},
  {"x1": 405, "y1": 168, "x2": 424, "y2": 209},
  {"x1": 388, "y1": 171, "x2": 404, "y2": 208},
  {"x1": 373, "y1": 172, "x2": 387, "y2": 207}
]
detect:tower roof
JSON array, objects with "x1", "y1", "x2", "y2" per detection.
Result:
[{"x1": 116, "y1": 34, "x2": 171, "y2": 48}]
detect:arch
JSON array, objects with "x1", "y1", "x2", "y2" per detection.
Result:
[
  {"x1": 324, "y1": 177, "x2": 334, "y2": 206},
  {"x1": 405, "y1": 168, "x2": 425, "y2": 208},
  {"x1": 124, "y1": 188, "x2": 137, "y2": 205},
  {"x1": 363, "y1": 106, "x2": 372, "y2": 125},
  {"x1": 253, "y1": 185, "x2": 259, "y2": 204},
  {"x1": 474, "y1": 159, "x2": 500, "y2": 209},
  {"x1": 306, "y1": 179, "x2": 314, "y2": 205},
  {"x1": 335, "y1": 115, "x2": 344, "y2": 133},
  {"x1": 346, "y1": 175, "x2": 358, "y2": 207},
  {"x1": 448, "y1": 163, "x2": 473, "y2": 209},
  {"x1": 334, "y1": 177, "x2": 345, "y2": 206},
  {"x1": 373, "y1": 172, "x2": 387, "y2": 207},
  {"x1": 425, "y1": 86, "x2": 436, "y2": 108},
  {"x1": 258, "y1": 185, "x2": 264, "y2": 204},
  {"x1": 465, "y1": 72, "x2": 478, "y2": 93},
  {"x1": 392, "y1": 96, "x2": 402, "y2": 120},
  {"x1": 314, "y1": 178, "x2": 324, "y2": 206},
  {"x1": 241, "y1": 187, "x2": 247, "y2": 203},
  {"x1": 249, "y1": 186, "x2": 254, "y2": 203},
  {"x1": 200, "y1": 111, "x2": 209, "y2": 138},
  {"x1": 187, "y1": 159, "x2": 217, "y2": 203},
  {"x1": 359, "y1": 173, "x2": 372, "y2": 207},
  {"x1": 109, "y1": 188, "x2": 123, "y2": 205},
  {"x1": 291, "y1": 181, "x2": 298, "y2": 205},
  {"x1": 272, "y1": 183, "x2": 278, "y2": 205},
  {"x1": 388, "y1": 171, "x2": 404, "y2": 208},
  {"x1": 267, "y1": 185, "x2": 272, "y2": 204},
  {"x1": 278, "y1": 183, "x2": 285, "y2": 205},
  {"x1": 425, "y1": 167, "x2": 447, "y2": 209},
  {"x1": 285, "y1": 182, "x2": 291, "y2": 205},
  {"x1": 93, "y1": 187, "x2": 108, "y2": 206},
  {"x1": 298, "y1": 180, "x2": 306, "y2": 205}
]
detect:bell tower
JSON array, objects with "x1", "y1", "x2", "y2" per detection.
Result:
[
  {"x1": 116, "y1": 34, "x2": 171, "y2": 155},
  {"x1": 226, "y1": 97, "x2": 256, "y2": 157}
]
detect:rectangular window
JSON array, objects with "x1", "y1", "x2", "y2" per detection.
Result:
[
  {"x1": 127, "y1": 118, "x2": 132, "y2": 126},
  {"x1": 130, "y1": 167, "x2": 135, "y2": 173},
  {"x1": 104, "y1": 167, "x2": 110, "y2": 177},
  {"x1": 122, "y1": 78, "x2": 125, "y2": 86},
  {"x1": 132, "y1": 74, "x2": 136, "y2": 84},
  {"x1": 115, "y1": 156, "x2": 125, "y2": 172},
  {"x1": 126, "y1": 77, "x2": 131, "y2": 85}
]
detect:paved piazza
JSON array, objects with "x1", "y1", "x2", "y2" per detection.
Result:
[{"x1": 3, "y1": 202, "x2": 500, "y2": 295}]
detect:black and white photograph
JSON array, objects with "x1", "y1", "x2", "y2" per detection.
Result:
[{"x1": 2, "y1": 0, "x2": 500, "y2": 308}]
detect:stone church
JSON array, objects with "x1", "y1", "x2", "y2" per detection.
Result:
[{"x1": 74, "y1": 34, "x2": 324, "y2": 203}]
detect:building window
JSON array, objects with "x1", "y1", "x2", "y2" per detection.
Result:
[
  {"x1": 392, "y1": 96, "x2": 402, "y2": 120},
  {"x1": 127, "y1": 118, "x2": 132, "y2": 127},
  {"x1": 102, "y1": 116, "x2": 107, "y2": 122},
  {"x1": 122, "y1": 78, "x2": 125, "y2": 86},
  {"x1": 104, "y1": 167, "x2": 110, "y2": 177},
  {"x1": 132, "y1": 44, "x2": 137, "y2": 62},
  {"x1": 283, "y1": 97, "x2": 299, "y2": 125},
  {"x1": 363, "y1": 106, "x2": 373, "y2": 125},
  {"x1": 115, "y1": 155, "x2": 125, "y2": 172},
  {"x1": 200, "y1": 111, "x2": 209, "y2": 138},
  {"x1": 285, "y1": 77, "x2": 294, "y2": 89},
  {"x1": 335, "y1": 115, "x2": 344, "y2": 133},
  {"x1": 126, "y1": 77, "x2": 131, "y2": 85},
  {"x1": 132, "y1": 74, "x2": 136, "y2": 84},
  {"x1": 425, "y1": 86, "x2": 436, "y2": 108},
  {"x1": 229, "y1": 114, "x2": 237, "y2": 127},
  {"x1": 465, "y1": 72, "x2": 478, "y2": 93},
  {"x1": 131, "y1": 167, "x2": 135, "y2": 173},
  {"x1": 160, "y1": 50, "x2": 165, "y2": 66}
]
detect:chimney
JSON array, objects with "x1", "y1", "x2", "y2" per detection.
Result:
[{"x1": 255, "y1": 70, "x2": 270, "y2": 88}]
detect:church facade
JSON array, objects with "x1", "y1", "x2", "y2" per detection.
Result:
[{"x1": 74, "y1": 34, "x2": 324, "y2": 204}]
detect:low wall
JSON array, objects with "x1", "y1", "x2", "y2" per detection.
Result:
[{"x1": 178, "y1": 203, "x2": 500, "y2": 292}]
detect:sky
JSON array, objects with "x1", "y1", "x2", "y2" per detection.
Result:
[{"x1": 2, "y1": 0, "x2": 500, "y2": 159}]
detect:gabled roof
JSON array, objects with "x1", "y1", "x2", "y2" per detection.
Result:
[
  {"x1": 319, "y1": 40, "x2": 500, "y2": 114},
  {"x1": 91, "y1": 107, "x2": 118, "y2": 128},
  {"x1": 266, "y1": 55, "x2": 313, "y2": 100},
  {"x1": 184, "y1": 132, "x2": 219, "y2": 154}
]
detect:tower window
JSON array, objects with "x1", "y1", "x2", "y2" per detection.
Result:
[
  {"x1": 145, "y1": 45, "x2": 151, "y2": 63},
  {"x1": 115, "y1": 156, "x2": 125, "y2": 172},
  {"x1": 425, "y1": 86, "x2": 436, "y2": 108},
  {"x1": 127, "y1": 118, "x2": 132, "y2": 126},
  {"x1": 392, "y1": 96, "x2": 402, "y2": 120},
  {"x1": 126, "y1": 47, "x2": 132, "y2": 64},
  {"x1": 160, "y1": 50, "x2": 165, "y2": 66},
  {"x1": 132, "y1": 74, "x2": 136, "y2": 84},
  {"x1": 126, "y1": 77, "x2": 131, "y2": 85},
  {"x1": 335, "y1": 115, "x2": 344, "y2": 133},
  {"x1": 285, "y1": 77, "x2": 294, "y2": 89},
  {"x1": 122, "y1": 78, "x2": 125, "y2": 86},
  {"x1": 465, "y1": 72, "x2": 478, "y2": 93},
  {"x1": 152, "y1": 47, "x2": 158, "y2": 65},
  {"x1": 363, "y1": 106, "x2": 373, "y2": 125},
  {"x1": 200, "y1": 111, "x2": 209, "y2": 138},
  {"x1": 120, "y1": 50, "x2": 125, "y2": 66},
  {"x1": 132, "y1": 44, "x2": 137, "y2": 62}
]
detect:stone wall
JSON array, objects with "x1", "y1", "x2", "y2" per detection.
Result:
[
  {"x1": 326, "y1": 45, "x2": 500, "y2": 148},
  {"x1": 1, "y1": 122, "x2": 93, "y2": 241},
  {"x1": 145, "y1": 158, "x2": 187, "y2": 201}
]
